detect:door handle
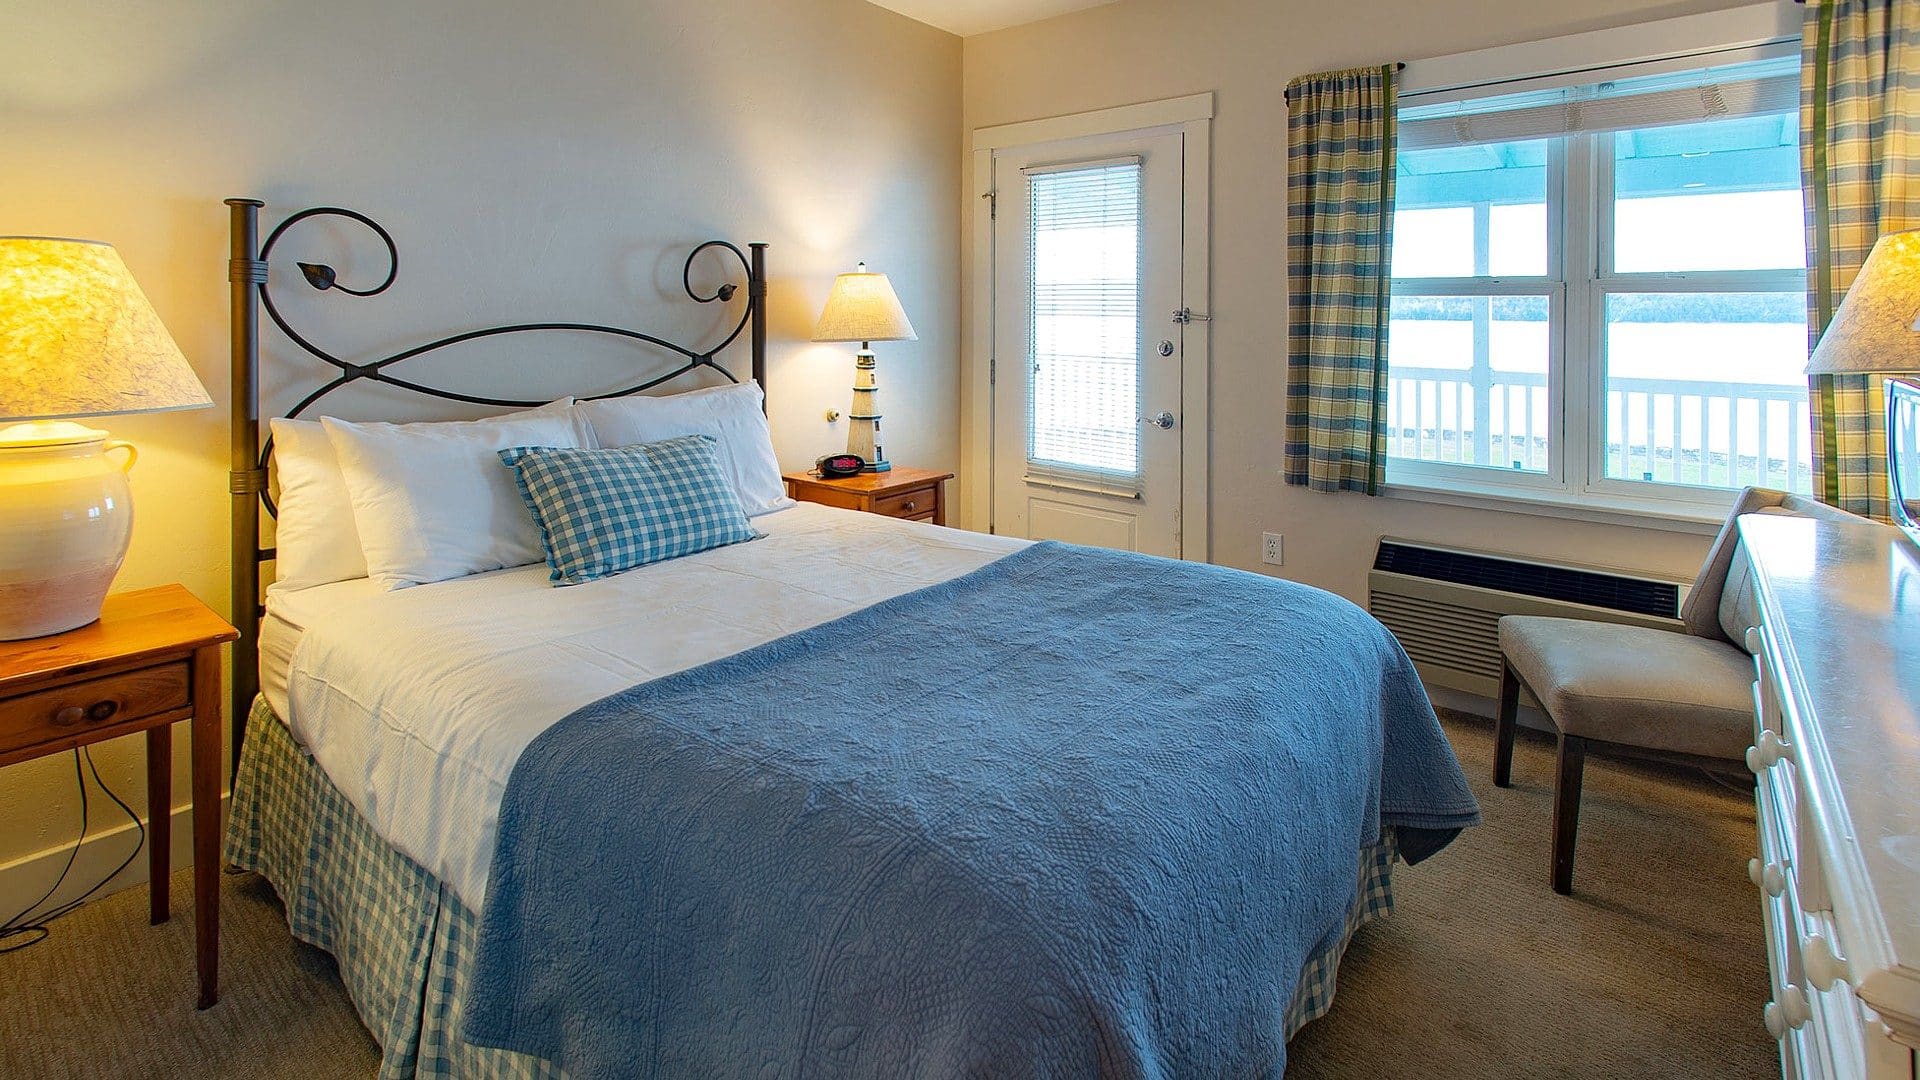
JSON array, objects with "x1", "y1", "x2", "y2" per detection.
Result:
[{"x1": 1139, "y1": 411, "x2": 1176, "y2": 430}]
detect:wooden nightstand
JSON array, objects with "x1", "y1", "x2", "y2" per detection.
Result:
[
  {"x1": 0, "y1": 585, "x2": 238, "y2": 1009},
  {"x1": 784, "y1": 465, "x2": 953, "y2": 525}
]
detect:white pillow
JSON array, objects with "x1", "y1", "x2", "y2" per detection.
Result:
[
  {"x1": 267, "y1": 418, "x2": 371, "y2": 594},
  {"x1": 323, "y1": 409, "x2": 586, "y2": 590},
  {"x1": 267, "y1": 400, "x2": 576, "y2": 594},
  {"x1": 574, "y1": 382, "x2": 793, "y2": 516}
]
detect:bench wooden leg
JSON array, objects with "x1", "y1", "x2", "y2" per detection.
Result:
[
  {"x1": 1494, "y1": 661, "x2": 1520, "y2": 788},
  {"x1": 1552, "y1": 733, "x2": 1587, "y2": 895}
]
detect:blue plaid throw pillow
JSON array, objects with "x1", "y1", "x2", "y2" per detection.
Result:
[{"x1": 499, "y1": 435, "x2": 758, "y2": 586}]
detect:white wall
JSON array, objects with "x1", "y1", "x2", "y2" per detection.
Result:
[
  {"x1": 960, "y1": 0, "x2": 1773, "y2": 603},
  {"x1": 0, "y1": 0, "x2": 960, "y2": 900}
]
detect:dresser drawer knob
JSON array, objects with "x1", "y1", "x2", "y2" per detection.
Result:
[
  {"x1": 1803, "y1": 933, "x2": 1852, "y2": 991},
  {"x1": 54, "y1": 705, "x2": 85, "y2": 727},
  {"x1": 1764, "y1": 985, "x2": 1812, "y2": 1037},
  {"x1": 1748, "y1": 729, "x2": 1795, "y2": 773},
  {"x1": 1758, "y1": 729, "x2": 1794, "y2": 768},
  {"x1": 1747, "y1": 857, "x2": 1787, "y2": 897}
]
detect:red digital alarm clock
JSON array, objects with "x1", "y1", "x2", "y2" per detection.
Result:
[{"x1": 815, "y1": 453, "x2": 866, "y2": 478}]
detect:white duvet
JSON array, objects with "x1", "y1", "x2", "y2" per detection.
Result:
[{"x1": 268, "y1": 503, "x2": 1025, "y2": 910}]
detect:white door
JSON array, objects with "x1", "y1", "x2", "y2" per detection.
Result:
[{"x1": 991, "y1": 130, "x2": 1186, "y2": 557}]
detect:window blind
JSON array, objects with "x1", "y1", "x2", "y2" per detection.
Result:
[
  {"x1": 1025, "y1": 158, "x2": 1143, "y2": 487},
  {"x1": 1400, "y1": 59, "x2": 1798, "y2": 150}
]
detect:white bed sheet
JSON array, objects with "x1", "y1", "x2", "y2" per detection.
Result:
[
  {"x1": 270, "y1": 502, "x2": 1026, "y2": 910},
  {"x1": 260, "y1": 577, "x2": 385, "y2": 720}
]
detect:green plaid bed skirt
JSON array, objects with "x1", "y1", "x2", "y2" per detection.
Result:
[{"x1": 226, "y1": 695, "x2": 1396, "y2": 1078}]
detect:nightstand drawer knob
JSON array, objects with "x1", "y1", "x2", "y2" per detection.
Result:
[
  {"x1": 53, "y1": 700, "x2": 120, "y2": 726},
  {"x1": 51, "y1": 700, "x2": 120, "y2": 727},
  {"x1": 902, "y1": 500, "x2": 916, "y2": 512}
]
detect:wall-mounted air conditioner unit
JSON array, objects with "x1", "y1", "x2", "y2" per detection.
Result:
[{"x1": 1367, "y1": 537, "x2": 1691, "y2": 699}]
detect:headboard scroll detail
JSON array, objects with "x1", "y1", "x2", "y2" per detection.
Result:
[{"x1": 223, "y1": 196, "x2": 768, "y2": 776}]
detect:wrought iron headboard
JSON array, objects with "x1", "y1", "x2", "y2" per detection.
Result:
[{"x1": 224, "y1": 197, "x2": 767, "y2": 774}]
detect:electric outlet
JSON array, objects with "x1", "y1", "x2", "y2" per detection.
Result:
[{"x1": 1261, "y1": 532, "x2": 1284, "y2": 566}]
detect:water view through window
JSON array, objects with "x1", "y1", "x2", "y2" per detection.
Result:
[{"x1": 1388, "y1": 103, "x2": 1812, "y2": 495}]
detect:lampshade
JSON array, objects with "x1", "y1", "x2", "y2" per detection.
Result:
[
  {"x1": 1807, "y1": 228, "x2": 1920, "y2": 375},
  {"x1": 0, "y1": 237, "x2": 211, "y2": 422},
  {"x1": 812, "y1": 263, "x2": 918, "y2": 344}
]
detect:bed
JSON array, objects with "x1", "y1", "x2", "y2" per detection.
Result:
[{"x1": 218, "y1": 199, "x2": 1477, "y2": 1078}]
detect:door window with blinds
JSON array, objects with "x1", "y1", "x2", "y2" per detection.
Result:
[
  {"x1": 1388, "y1": 49, "x2": 1810, "y2": 512},
  {"x1": 1025, "y1": 158, "x2": 1143, "y2": 489}
]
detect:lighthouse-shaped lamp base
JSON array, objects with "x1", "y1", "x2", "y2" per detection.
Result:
[{"x1": 847, "y1": 344, "x2": 890, "y2": 472}]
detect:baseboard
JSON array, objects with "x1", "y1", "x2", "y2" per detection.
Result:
[
  {"x1": 0, "y1": 796, "x2": 228, "y2": 925},
  {"x1": 1428, "y1": 685, "x2": 1555, "y2": 733}
]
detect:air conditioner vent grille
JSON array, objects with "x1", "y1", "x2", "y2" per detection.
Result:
[
  {"x1": 1369, "y1": 592, "x2": 1504, "y2": 682},
  {"x1": 1373, "y1": 541, "x2": 1679, "y2": 618}
]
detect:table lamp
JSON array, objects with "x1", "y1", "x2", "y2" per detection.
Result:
[
  {"x1": 812, "y1": 262, "x2": 916, "y2": 472},
  {"x1": 1807, "y1": 228, "x2": 1920, "y2": 376},
  {"x1": 0, "y1": 237, "x2": 211, "y2": 640}
]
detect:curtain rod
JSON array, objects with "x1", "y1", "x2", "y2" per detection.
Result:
[{"x1": 1283, "y1": 62, "x2": 1405, "y2": 105}]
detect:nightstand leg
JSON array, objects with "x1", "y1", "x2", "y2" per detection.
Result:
[
  {"x1": 191, "y1": 645, "x2": 222, "y2": 1010},
  {"x1": 146, "y1": 725, "x2": 171, "y2": 925}
]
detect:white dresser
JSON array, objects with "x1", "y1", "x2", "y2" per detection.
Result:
[{"x1": 1742, "y1": 514, "x2": 1920, "y2": 1080}]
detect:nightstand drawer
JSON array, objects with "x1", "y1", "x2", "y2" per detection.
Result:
[
  {"x1": 782, "y1": 466, "x2": 952, "y2": 527},
  {"x1": 0, "y1": 662, "x2": 190, "y2": 751},
  {"x1": 873, "y1": 487, "x2": 937, "y2": 519}
]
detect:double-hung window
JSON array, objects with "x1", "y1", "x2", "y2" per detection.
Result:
[{"x1": 1388, "y1": 49, "x2": 1810, "y2": 517}]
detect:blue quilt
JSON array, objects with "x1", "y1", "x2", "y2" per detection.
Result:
[{"x1": 463, "y1": 541, "x2": 1479, "y2": 1078}]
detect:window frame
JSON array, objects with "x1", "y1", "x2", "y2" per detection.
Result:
[
  {"x1": 1022, "y1": 156, "x2": 1148, "y2": 490},
  {"x1": 1385, "y1": 31, "x2": 1807, "y2": 525},
  {"x1": 1388, "y1": 139, "x2": 1569, "y2": 498},
  {"x1": 1584, "y1": 132, "x2": 1810, "y2": 507}
]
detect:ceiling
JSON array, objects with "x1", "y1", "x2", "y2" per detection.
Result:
[{"x1": 866, "y1": 0, "x2": 1119, "y2": 37}]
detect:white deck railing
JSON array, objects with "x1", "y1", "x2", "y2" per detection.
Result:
[{"x1": 1387, "y1": 366, "x2": 1812, "y2": 493}]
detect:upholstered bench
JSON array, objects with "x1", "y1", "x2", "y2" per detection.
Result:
[{"x1": 1493, "y1": 488, "x2": 1862, "y2": 895}]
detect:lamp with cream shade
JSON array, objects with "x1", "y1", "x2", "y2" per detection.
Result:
[
  {"x1": 813, "y1": 262, "x2": 916, "y2": 472},
  {"x1": 1806, "y1": 228, "x2": 1920, "y2": 375},
  {"x1": 0, "y1": 237, "x2": 211, "y2": 640}
]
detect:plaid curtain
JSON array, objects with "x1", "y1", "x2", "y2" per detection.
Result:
[
  {"x1": 1802, "y1": 0, "x2": 1920, "y2": 518},
  {"x1": 1284, "y1": 65, "x2": 1397, "y2": 494}
]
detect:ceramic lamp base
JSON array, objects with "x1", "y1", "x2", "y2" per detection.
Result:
[
  {"x1": 0, "y1": 421, "x2": 137, "y2": 641},
  {"x1": 847, "y1": 346, "x2": 894, "y2": 473},
  {"x1": 0, "y1": 564, "x2": 121, "y2": 640}
]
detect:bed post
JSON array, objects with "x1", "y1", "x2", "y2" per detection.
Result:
[
  {"x1": 750, "y1": 242, "x2": 767, "y2": 410},
  {"x1": 226, "y1": 198, "x2": 267, "y2": 780}
]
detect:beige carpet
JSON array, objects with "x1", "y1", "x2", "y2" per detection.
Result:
[{"x1": 0, "y1": 714, "x2": 1774, "y2": 1079}]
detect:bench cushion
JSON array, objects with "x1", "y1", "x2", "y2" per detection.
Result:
[{"x1": 1498, "y1": 615, "x2": 1755, "y2": 761}]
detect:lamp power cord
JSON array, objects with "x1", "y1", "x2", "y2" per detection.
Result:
[{"x1": 0, "y1": 747, "x2": 146, "y2": 954}]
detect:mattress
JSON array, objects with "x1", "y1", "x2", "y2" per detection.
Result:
[
  {"x1": 260, "y1": 576, "x2": 383, "y2": 719},
  {"x1": 265, "y1": 502, "x2": 1027, "y2": 910}
]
